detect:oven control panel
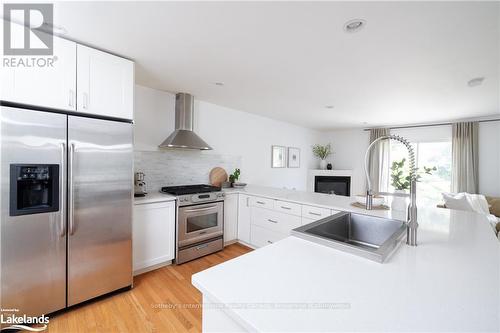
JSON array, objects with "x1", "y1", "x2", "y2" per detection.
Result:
[{"x1": 177, "y1": 192, "x2": 225, "y2": 206}]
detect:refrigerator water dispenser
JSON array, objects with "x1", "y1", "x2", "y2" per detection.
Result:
[{"x1": 9, "y1": 164, "x2": 59, "y2": 216}]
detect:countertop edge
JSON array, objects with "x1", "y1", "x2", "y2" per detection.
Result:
[
  {"x1": 191, "y1": 274, "x2": 259, "y2": 332},
  {"x1": 223, "y1": 188, "x2": 338, "y2": 210},
  {"x1": 133, "y1": 193, "x2": 176, "y2": 205},
  {"x1": 223, "y1": 187, "x2": 391, "y2": 217}
]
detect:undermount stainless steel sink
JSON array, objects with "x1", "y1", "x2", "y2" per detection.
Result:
[{"x1": 291, "y1": 211, "x2": 406, "y2": 263}]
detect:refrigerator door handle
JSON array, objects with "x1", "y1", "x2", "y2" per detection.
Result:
[
  {"x1": 69, "y1": 143, "x2": 75, "y2": 235},
  {"x1": 59, "y1": 142, "x2": 66, "y2": 237}
]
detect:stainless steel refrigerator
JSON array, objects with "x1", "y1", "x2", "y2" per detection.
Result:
[{"x1": 0, "y1": 104, "x2": 133, "y2": 317}]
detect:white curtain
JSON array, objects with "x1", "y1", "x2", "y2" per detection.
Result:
[
  {"x1": 368, "y1": 128, "x2": 390, "y2": 193},
  {"x1": 451, "y1": 122, "x2": 479, "y2": 193}
]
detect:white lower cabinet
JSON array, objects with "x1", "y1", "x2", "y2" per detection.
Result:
[
  {"x1": 251, "y1": 207, "x2": 301, "y2": 234},
  {"x1": 301, "y1": 208, "x2": 340, "y2": 225},
  {"x1": 133, "y1": 200, "x2": 175, "y2": 275},
  {"x1": 301, "y1": 217, "x2": 317, "y2": 226},
  {"x1": 302, "y1": 205, "x2": 332, "y2": 220},
  {"x1": 250, "y1": 225, "x2": 287, "y2": 247},
  {"x1": 237, "y1": 194, "x2": 252, "y2": 244},
  {"x1": 249, "y1": 206, "x2": 301, "y2": 248},
  {"x1": 232, "y1": 194, "x2": 340, "y2": 249},
  {"x1": 223, "y1": 193, "x2": 238, "y2": 244}
]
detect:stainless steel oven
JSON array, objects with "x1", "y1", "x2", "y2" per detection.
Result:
[
  {"x1": 160, "y1": 185, "x2": 225, "y2": 264},
  {"x1": 178, "y1": 201, "x2": 223, "y2": 248}
]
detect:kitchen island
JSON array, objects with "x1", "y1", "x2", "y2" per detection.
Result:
[{"x1": 192, "y1": 204, "x2": 499, "y2": 332}]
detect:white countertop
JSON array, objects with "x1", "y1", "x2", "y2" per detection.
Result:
[
  {"x1": 223, "y1": 185, "x2": 407, "y2": 220},
  {"x1": 192, "y1": 202, "x2": 500, "y2": 332},
  {"x1": 134, "y1": 184, "x2": 401, "y2": 219},
  {"x1": 133, "y1": 191, "x2": 176, "y2": 205}
]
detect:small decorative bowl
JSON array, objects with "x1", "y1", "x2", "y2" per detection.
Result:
[
  {"x1": 232, "y1": 182, "x2": 247, "y2": 189},
  {"x1": 354, "y1": 195, "x2": 384, "y2": 206}
]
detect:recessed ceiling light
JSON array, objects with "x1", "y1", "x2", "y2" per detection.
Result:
[
  {"x1": 344, "y1": 19, "x2": 366, "y2": 33},
  {"x1": 467, "y1": 77, "x2": 485, "y2": 87},
  {"x1": 325, "y1": 105, "x2": 334, "y2": 109},
  {"x1": 214, "y1": 82, "x2": 224, "y2": 86}
]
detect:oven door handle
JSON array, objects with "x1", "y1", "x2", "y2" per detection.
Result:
[{"x1": 183, "y1": 205, "x2": 219, "y2": 213}]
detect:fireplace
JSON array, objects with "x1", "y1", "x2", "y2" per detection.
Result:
[{"x1": 314, "y1": 176, "x2": 351, "y2": 196}]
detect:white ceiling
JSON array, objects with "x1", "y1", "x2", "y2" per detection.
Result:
[{"x1": 53, "y1": 1, "x2": 499, "y2": 130}]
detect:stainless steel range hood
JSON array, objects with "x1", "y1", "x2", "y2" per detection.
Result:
[{"x1": 159, "y1": 93, "x2": 212, "y2": 150}]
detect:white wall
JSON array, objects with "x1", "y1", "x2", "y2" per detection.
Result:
[
  {"x1": 478, "y1": 122, "x2": 500, "y2": 197},
  {"x1": 134, "y1": 85, "x2": 321, "y2": 190},
  {"x1": 319, "y1": 129, "x2": 370, "y2": 196}
]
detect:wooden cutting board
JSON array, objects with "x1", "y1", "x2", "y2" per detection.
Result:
[{"x1": 209, "y1": 167, "x2": 228, "y2": 187}]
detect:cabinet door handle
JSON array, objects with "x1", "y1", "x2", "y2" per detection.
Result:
[
  {"x1": 267, "y1": 219, "x2": 278, "y2": 224},
  {"x1": 82, "y1": 92, "x2": 89, "y2": 109},
  {"x1": 68, "y1": 90, "x2": 75, "y2": 108},
  {"x1": 280, "y1": 206, "x2": 291, "y2": 210},
  {"x1": 309, "y1": 212, "x2": 321, "y2": 216},
  {"x1": 256, "y1": 201, "x2": 265, "y2": 205}
]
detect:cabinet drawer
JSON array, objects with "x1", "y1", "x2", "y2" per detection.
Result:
[
  {"x1": 251, "y1": 207, "x2": 301, "y2": 234},
  {"x1": 275, "y1": 200, "x2": 302, "y2": 216},
  {"x1": 302, "y1": 205, "x2": 332, "y2": 220},
  {"x1": 248, "y1": 196, "x2": 275, "y2": 209},
  {"x1": 250, "y1": 225, "x2": 287, "y2": 248},
  {"x1": 301, "y1": 217, "x2": 317, "y2": 226}
]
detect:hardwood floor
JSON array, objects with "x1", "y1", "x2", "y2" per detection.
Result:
[{"x1": 46, "y1": 243, "x2": 252, "y2": 333}]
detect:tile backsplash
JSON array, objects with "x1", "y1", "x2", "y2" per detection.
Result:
[{"x1": 134, "y1": 150, "x2": 242, "y2": 192}]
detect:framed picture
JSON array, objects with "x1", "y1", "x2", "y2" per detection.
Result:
[
  {"x1": 271, "y1": 146, "x2": 287, "y2": 168},
  {"x1": 287, "y1": 147, "x2": 300, "y2": 168}
]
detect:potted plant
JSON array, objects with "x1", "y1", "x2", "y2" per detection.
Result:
[
  {"x1": 312, "y1": 144, "x2": 332, "y2": 170},
  {"x1": 229, "y1": 168, "x2": 241, "y2": 187},
  {"x1": 390, "y1": 158, "x2": 436, "y2": 210}
]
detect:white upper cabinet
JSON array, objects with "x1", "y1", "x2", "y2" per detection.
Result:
[
  {"x1": 1, "y1": 27, "x2": 134, "y2": 120},
  {"x1": 1, "y1": 34, "x2": 77, "y2": 110},
  {"x1": 77, "y1": 44, "x2": 134, "y2": 120}
]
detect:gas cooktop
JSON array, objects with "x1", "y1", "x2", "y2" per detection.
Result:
[{"x1": 160, "y1": 184, "x2": 221, "y2": 196}]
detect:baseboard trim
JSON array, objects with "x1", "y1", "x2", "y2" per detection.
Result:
[
  {"x1": 224, "y1": 239, "x2": 238, "y2": 246},
  {"x1": 133, "y1": 260, "x2": 172, "y2": 276},
  {"x1": 235, "y1": 240, "x2": 256, "y2": 250}
]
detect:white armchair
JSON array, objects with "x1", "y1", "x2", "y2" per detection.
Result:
[{"x1": 439, "y1": 193, "x2": 500, "y2": 240}]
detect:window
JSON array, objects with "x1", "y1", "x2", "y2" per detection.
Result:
[{"x1": 388, "y1": 126, "x2": 452, "y2": 205}]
